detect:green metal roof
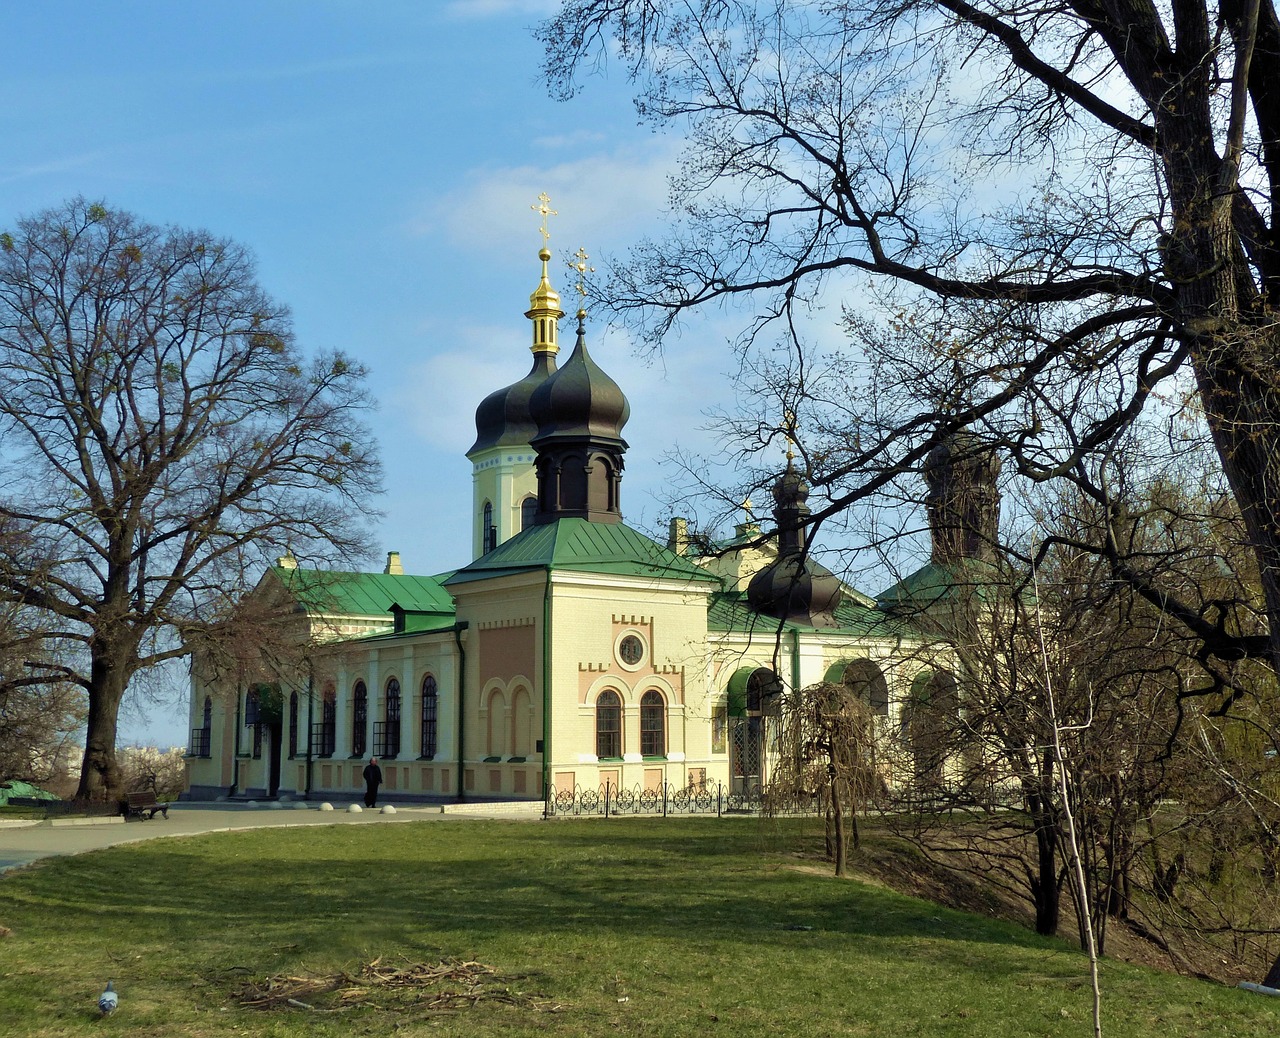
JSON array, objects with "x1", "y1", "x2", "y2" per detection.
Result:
[
  {"x1": 270, "y1": 566, "x2": 456, "y2": 619},
  {"x1": 706, "y1": 590, "x2": 909, "y2": 637},
  {"x1": 875, "y1": 558, "x2": 1003, "y2": 612},
  {"x1": 444, "y1": 518, "x2": 720, "y2": 586}
]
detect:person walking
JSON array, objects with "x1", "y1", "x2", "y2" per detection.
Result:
[{"x1": 362, "y1": 757, "x2": 382, "y2": 808}]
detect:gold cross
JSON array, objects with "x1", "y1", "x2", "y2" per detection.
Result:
[
  {"x1": 531, "y1": 192, "x2": 557, "y2": 243},
  {"x1": 783, "y1": 409, "x2": 797, "y2": 461},
  {"x1": 572, "y1": 246, "x2": 595, "y2": 300}
]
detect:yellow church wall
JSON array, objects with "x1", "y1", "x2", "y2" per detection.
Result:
[
  {"x1": 451, "y1": 569, "x2": 549, "y2": 798},
  {"x1": 543, "y1": 570, "x2": 725, "y2": 796}
]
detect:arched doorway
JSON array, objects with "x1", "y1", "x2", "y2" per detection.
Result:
[
  {"x1": 726, "y1": 667, "x2": 782, "y2": 793},
  {"x1": 904, "y1": 669, "x2": 958, "y2": 789}
]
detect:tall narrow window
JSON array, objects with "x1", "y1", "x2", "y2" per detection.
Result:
[
  {"x1": 596, "y1": 690, "x2": 622, "y2": 759},
  {"x1": 421, "y1": 674, "x2": 438, "y2": 759},
  {"x1": 483, "y1": 501, "x2": 496, "y2": 553},
  {"x1": 640, "y1": 690, "x2": 665, "y2": 757},
  {"x1": 521, "y1": 496, "x2": 537, "y2": 531},
  {"x1": 380, "y1": 677, "x2": 401, "y2": 758},
  {"x1": 288, "y1": 691, "x2": 299, "y2": 758},
  {"x1": 192, "y1": 696, "x2": 212, "y2": 757},
  {"x1": 317, "y1": 686, "x2": 336, "y2": 757},
  {"x1": 352, "y1": 680, "x2": 368, "y2": 757}
]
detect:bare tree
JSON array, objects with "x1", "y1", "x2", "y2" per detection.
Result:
[
  {"x1": 0, "y1": 199, "x2": 382, "y2": 803},
  {"x1": 773, "y1": 680, "x2": 878, "y2": 875},
  {"x1": 539, "y1": 0, "x2": 1280, "y2": 679},
  {"x1": 0, "y1": 602, "x2": 85, "y2": 786}
]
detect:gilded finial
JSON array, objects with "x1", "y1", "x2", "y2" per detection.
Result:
[
  {"x1": 571, "y1": 246, "x2": 594, "y2": 308},
  {"x1": 531, "y1": 192, "x2": 558, "y2": 244},
  {"x1": 742, "y1": 496, "x2": 754, "y2": 516},
  {"x1": 783, "y1": 410, "x2": 797, "y2": 462},
  {"x1": 526, "y1": 193, "x2": 563, "y2": 356}
]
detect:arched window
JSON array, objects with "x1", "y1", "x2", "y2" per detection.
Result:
[
  {"x1": 318, "y1": 685, "x2": 336, "y2": 757},
  {"x1": 288, "y1": 691, "x2": 299, "y2": 758},
  {"x1": 194, "y1": 696, "x2": 212, "y2": 757},
  {"x1": 482, "y1": 500, "x2": 496, "y2": 553},
  {"x1": 421, "y1": 674, "x2": 438, "y2": 759},
  {"x1": 352, "y1": 680, "x2": 368, "y2": 757},
  {"x1": 520, "y1": 496, "x2": 537, "y2": 531},
  {"x1": 596, "y1": 690, "x2": 622, "y2": 759},
  {"x1": 640, "y1": 690, "x2": 665, "y2": 757},
  {"x1": 379, "y1": 677, "x2": 401, "y2": 758},
  {"x1": 245, "y1": 686, "x2": 263, "y2": 759}
]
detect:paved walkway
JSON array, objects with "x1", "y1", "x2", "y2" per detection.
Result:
[{"x1": 0, "y1": 799, "x2": 542, "y2": 875}]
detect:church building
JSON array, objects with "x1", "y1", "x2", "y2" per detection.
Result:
[{"x1": 184, "y1": 227, "x2": 987, "y2": 806}]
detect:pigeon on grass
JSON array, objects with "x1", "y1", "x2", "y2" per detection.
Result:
[{"x1": 98, "y1": 980, "x2": 117, "y2": 1015}]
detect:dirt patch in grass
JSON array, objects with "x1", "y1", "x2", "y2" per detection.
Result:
[{"x1": 232, "y1": 957, "x2": 565, "y2": 1015}]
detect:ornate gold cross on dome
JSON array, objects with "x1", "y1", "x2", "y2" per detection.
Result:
[
  {"x1": 572, "y1": 246, "x2": 595, "y2": 302},
  {"x1": 783, "y1": 409, "x2": 798, "y2": 461},
  {"x1": 531, "y1": 192, "x2": 557, "y2": 243}
]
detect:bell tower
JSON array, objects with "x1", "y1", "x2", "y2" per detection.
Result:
[{"x1": 465, "y1": 195, "x2": 563, "y2": 557}]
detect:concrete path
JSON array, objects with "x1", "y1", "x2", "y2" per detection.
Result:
[{"x1": 0, "y1": 799, "x2": 542, "y2": 875}]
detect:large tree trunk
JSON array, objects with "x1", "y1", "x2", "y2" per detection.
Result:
[
  {"x1": 76, "y1": 629, "x2": 139, "y2": 803},
  {"x1": 830, "y1": 769, "x2": 847, "y2": 877},
  {"x1": 1162, "y1": 104, "x2": 1280, "y2": 669},
  {"x1": 1025, "y1": 784, "x2": 1061, "y2": 936}
]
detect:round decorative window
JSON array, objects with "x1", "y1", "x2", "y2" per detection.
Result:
[{"x1": 618, "y1": 633, "x2": 645, "y2": 667}]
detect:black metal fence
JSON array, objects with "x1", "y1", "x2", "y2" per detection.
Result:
[{"x1": 545, "y1": 781, "x2": 822, "y2": 818}]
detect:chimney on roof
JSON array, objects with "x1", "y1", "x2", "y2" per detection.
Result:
[
  {"x1": 384, "y1": 551, "x2": 404, "y2": 575},
  {"x1": 668, "y1": 517, "x2": 689, "y2": 555}
]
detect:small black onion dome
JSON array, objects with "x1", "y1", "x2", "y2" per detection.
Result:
[
  {"x1": 747, "y1": 555, "x2": 844, "y2": 628},
  {"x1": 529, "y1": 314, "x2": 629, "y2": 445},
  {"x1": 773, "y1": 459, "x2": 808, "y2": 502},
  {"x1": 469, "y1": 351, "x2": 558, "y2": 455}
]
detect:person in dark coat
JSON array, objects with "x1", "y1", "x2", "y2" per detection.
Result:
[{"x1": 362, "y1": 757, "x2": 382, "y2": 808}]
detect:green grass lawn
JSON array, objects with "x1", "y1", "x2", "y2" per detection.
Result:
[{"x1": 0, "y1": 816, "x2": 1276, "y2": 1036}]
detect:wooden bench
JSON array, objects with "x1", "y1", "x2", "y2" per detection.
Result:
[{"x1": 124, "y1": 790, "x2": 169, "y2": 820}]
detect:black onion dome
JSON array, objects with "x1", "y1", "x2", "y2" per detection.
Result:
[
  {"x1": 529, "y1": 317, "x2": 629, "y2": 446},
  {"x1": 746, "y1": 454, "x2": 844, "y2": 627},
  {"x1": 469, "y1": 351, "x2": 558, "y2": 455},
  {"x1": 747, "y1": 557, "x2": 845, "y2": 629},
  {"x1": 773, "y1": 460, "x2": 809, "y2": 502}
]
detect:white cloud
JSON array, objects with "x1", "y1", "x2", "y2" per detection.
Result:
[{"x1": 407, "y1": 138, "x2": 682, "y2": 263}]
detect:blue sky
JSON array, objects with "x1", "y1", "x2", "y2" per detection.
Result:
[{"x1": 3, "y1": 1, "x2": 756, "y2": 746}]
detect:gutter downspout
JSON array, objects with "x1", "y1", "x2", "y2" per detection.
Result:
[
  {"x1": 790, "y1": 627, "x2": 802, "y2": 693},
  {"x1": 541, "y1": 565, "x2": 553, "y2": 817},
  {"x1": 230, "y1": 684, "x2": 242, "y2": 797},
  {"x1": 304, "y1": 673, "x2": 314, "y2": 797},
  {"x1": 784, "y1": 627, "x2": 803, "y2": 788},
  {"x1": 453, "y1": 621, "x2": 469, "y2": 803}
]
